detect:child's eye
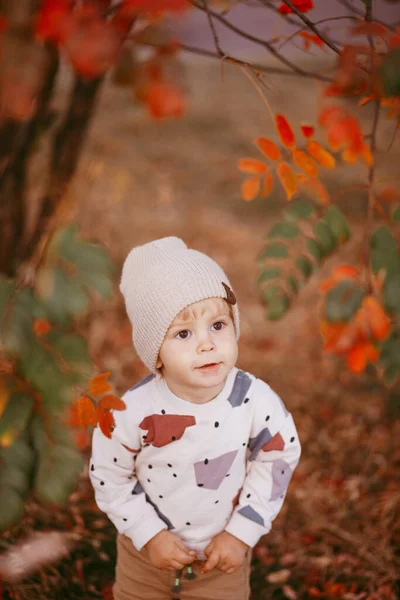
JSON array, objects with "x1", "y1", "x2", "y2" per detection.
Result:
[
  {"x1": 211, "y1": 321, "x2": 225, "y2": 331},
  {"x1": 175, "y1": 330, "x2": 190, "y2": 340}
]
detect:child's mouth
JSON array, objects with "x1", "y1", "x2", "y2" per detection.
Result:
[{"x1": 197, "y1": 362, "x2": 221, "y2": 371}]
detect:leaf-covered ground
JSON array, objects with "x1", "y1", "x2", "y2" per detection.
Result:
[{"x1": 2, "y1": 58, "x2": 400, "y2": 599}]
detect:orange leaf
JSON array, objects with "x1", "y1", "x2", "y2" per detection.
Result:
[
  {"x1": 254, "y1": 137, "x2": 281, "y2": 160},
  {"x1": 97, "y1": 405, "x2": 115, "y2": 439},
  {"x1": 327, "y1": 115, "x2": 364, "y2": 153},
  {"x1": 237, "y1": 158, "x2": 267, "y2": 174},
  {"x1": 292, "y1": 149, "x2": 318, "y2": 177},
  {"x1": 88, "y1": 372, "x2": 112, "y2": 396},
  {"x1": 33, "y1": 319, "x2": 52, "y2": 337},
  {"x1": 275, "y1": 114, "x2": 295, "y2": 149},
  {"x1": 359, "y1": 94, "x2": 376, "y2": 107},
  {"x1": 277, "y1": 162, "x2": 297, "y2": 200},
  {"x1": 332, "y1": 265, "x2": 360, "y2": 280},
  {"x1": 100, "y1": 394, "x2": 126, "y2": 411},
  {"x1": 318, "y1": 105, "x2": 346, "y2": 128},
  {"x1": 306, "y1": 141, "x2": 336, "y2": 169},
  {"x1": 342, "y1": 148, "x2": 359, "y2": 164},
  {"x1": 361, "y1": 144, "x2": 373, "y2": 167},
  {"x1": 298, "y1": 176, "x2": 329, "y2": 205},
  {"x1": 241, "y1": 176, "x2": 260, "y2": 201},
  {"x1": 78, "y1": 395, "x2": 97, "y2": 428},
  {"x1": 299, "y1": 31, "x2": 324, "y2": 49},
  {"x1": 300, "y1": 123, "x2": 315, "y2": 139},
  {"x1": 351, "y1": 22, "x2": 389, "y2": 38},
  {"x1": 261, "y1": 169, "x2": 274, "y2": 198},
  {"x1": 377, "y1": 187, "x2": 399, "y2": 203},
  {"x1": 146, "y1": 82, "x2": 186, "y2": 119},
  {"x1": 347, "y1": 341, "x2": 378, "y2": 373},
  {"x1": 361, "y1": 296, "x2": 391, "y2": 341}
]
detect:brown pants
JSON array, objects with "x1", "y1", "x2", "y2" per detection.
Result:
[{"x1": 113, "y1": 534, "x2": 252, "y2": 600}]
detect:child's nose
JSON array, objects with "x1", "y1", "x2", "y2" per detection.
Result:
[{"x1": 197, "y1": 335, "x2": 215, "y2": 352}]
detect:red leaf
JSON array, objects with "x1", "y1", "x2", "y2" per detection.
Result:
[
  {"x1": 33, "y1": 319, "x2": 52, "y2": 337},
  {"x1": 88, "y1": 373, "x2": 112, "y2": 396},
  {"x1": 300, "y1": 123, "x2": 315, "y2": 139},
  {"x1": 278, "y1": 0, "x2": 314, "y2": 15},
  {"x1": 351, "y1": 22, "x2": 389, "y2": 38},
  {"x1": 100, "y1": 394, "x2": 126, "y2": 411},
  {"x1": 78, "y1": 395, "x2": 97, "y2": 428},
  {"x1": 275, "y1": 114, "x2": 295, "y2": 148},
  {"x1": 254, "y1": 137, "x2": 281, "y2": 160},
  {"x1": 35, "y1": 0, "x2": 74, "y2": 44},
  {"x1": 97, "y1": 405, "x2": 115, "y2": 439},
  {"x1": 299, "y1": 31, "x2": 324, "y2": 49},
  {"x1": 121, "y1": 0, "x2": 188, "y2": 16},
  {"x1": 146, "y1": 82, "x2": 186, "y2": 118}
]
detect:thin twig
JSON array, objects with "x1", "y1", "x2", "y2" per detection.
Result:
[
  {"x1": 276, "y1": 15, "x2": 361, "y2": 52},
  {"x1": 191, "y1": 0, "x2": 324, "y2": 80},
  {"x1": 280, "y1": 0, "x2": 341, "y2": 54},
  {"x1": 386, "y1": 119, "x2": 399, "y2": 153},
  {"x1": 202, "y1": 0, "x2": 224, "y2": 56}
]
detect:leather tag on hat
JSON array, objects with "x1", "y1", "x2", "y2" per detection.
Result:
[{"x1": 222, "y1": 282, "x2": 237, "y2": 305}]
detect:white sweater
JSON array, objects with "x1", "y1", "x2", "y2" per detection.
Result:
[{"x1": 90, "y1": 367, "x2": 301, "y2": 559}]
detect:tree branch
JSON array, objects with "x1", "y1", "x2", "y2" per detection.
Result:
[
  {"x1": 280, "y1": 1, "x2": 341, "y2": 54},
  {"x1": 202, "y1": 0, "x2": 224, "y2": 56},
  {"x1": 191, "y1": 0, "x2": 326, "y2": 79}
]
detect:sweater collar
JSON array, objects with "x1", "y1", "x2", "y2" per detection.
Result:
[{"x1": 153, "y1": 366, "x2": 239, "y2": 413}]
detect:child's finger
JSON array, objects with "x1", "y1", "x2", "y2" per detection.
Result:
[
  {"x1": 175, "y1": 539, "x2": 196, "y2": 557},
  {"x1": 201, "y1": 549, "x2": 219, "y2": 574},
  {"x1": 174, "y1": 546, "x2": 196, "y2": 565}
]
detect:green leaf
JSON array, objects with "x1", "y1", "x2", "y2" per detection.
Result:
[
  {"x1": 324, "y1": 206, "x2": 350, "y2": 244},
  {"x1": 36, "y1": 266, "x2": 89, "y2": 324},
  {"x1": 1, "y1": 289, "x2": 42, "y2": 355},
  {"x1": 31, "y1": 415, "x2": 83, "y2": 506},
  {"x1": 325, "y1": 281, "x2": 365, "y2": 322},
  {"x1": 0, "y1": 392, "x2": 34, "y2": 443},
  {"x1": 0, "y1": 489, "x2": 25, "y2": 529},
  {"x1": 266, "y1": 294, "x2": 290, "y2": 320},
  {"x1": 371, "y1": 225, "x2": 397, "y2": 252},
  {"x1": 380, "y1": 334, "x2": 400, "y2": 367},
  {"x1": 61, "y1": 241, "x2": 115, "y2": 298},
  {"x1": 0, "y1": 436, "x2": 33, "y2": 497},
  {"x1": 384, "y1": 364, "x2": 399, "y2": 385},
  {"x1": 19, "y1": 342, "x2": 75, "y2": 413},
  {"x1": 296, "y1": 256, "x2": 314, "y2": 279},
  {"x1": 258, "y1": 268, "x2": 281, "y2": 283},
  {"x1": 306, "y1": 238, "x2": 323, "y2": 264},
  {"x1": 392, "y1": 204, "x2": 400, "y2": 222},
  {"x1": 262, "y1": 284, "x2": 281, "y2": 302},
  {"x1": 315, "y1": 220, "x2": 336, "y2": 254},
  {"x1": 284, "y1": 198, "x2": 315, "y2": 222},
  {"x1": 288, "y1": 275, "x2": 301, "y2": 294},
  {"x1": 384, "y1": 274, "x2": 400, "y2": 314},
  {"x1": 381, "y1": 48, "x2": 400, "y2": 97},
  {"x1": 46, "y1": 331, "x2": 92, "y2": 377},
  {"x1": 267, "y1": 222, "x2": 300, "y2": 239},
  {"x1": 261, "y1": 243, "x2": 289, "y2": 259}
]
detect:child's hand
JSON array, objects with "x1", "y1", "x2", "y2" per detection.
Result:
[
  {"x1": 201, "y1": 531, "x2": 249, "y2": 574},
  {"x1": 144, "y1": 530, "x2": 197, "y2": 571}
]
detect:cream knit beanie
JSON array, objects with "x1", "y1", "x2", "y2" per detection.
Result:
[{"x1": 120, "y1": 237, "x2": 240, "y2": 372}]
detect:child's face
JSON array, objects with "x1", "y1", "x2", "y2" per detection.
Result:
[{"x1": 156, "y1": 297, "x2": 238, "y2": 403}]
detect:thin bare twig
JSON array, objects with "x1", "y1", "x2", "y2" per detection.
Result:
[
  {"x1": 276, "y1": 15, "x2": 361, "y2": 52},
  {"x1": 280, "y1": 0, "x2": 341, "y2": 54},
  {"x1": 202, "y1": 0, "x2": 224, "y2": 56},
  {"x1": 191, "y1": 0, "x2": 324, "y2": 80}
]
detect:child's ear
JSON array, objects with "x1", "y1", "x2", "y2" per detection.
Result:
[{"x1": 156, "y1": 357, "x2": 162, "y2": 369}]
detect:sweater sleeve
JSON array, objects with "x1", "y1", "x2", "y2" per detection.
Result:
[
  {"x1": 89, "y1": 400, "x2": 168, "y2": 551},
  {"x1": 225, "y1": 379, "x2": 301, "y2": 548}
]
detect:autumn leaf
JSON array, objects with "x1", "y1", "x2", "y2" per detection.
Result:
[
  {"x1": 254, "y1": 137, "x2": 281, "y2": 160},
  {"x1": 33, "y1": 319, "x2": 52, "y2": 337},
  {"x1": 64, "y1": 396, "x2": 81, "y2": 428},
  {"x1": 97, "y1": 405, "x2": 115, "y2": 439},
  {"x1": 360, "y1": 296, "x2": 391, "y2": 341},
  {"x1": 319, "y1": 264, "x2": 360, "y2": 292},
  {"x1": 306, "y1": 141, "x2": 336, "y2": 169},
  {"x1": 78, "y1": 395, "x2": 97, "y2": 428},
  {"x1": 347, "y1": 341, "x2": 379, "y2": 373},
  {"x1": 299, "y1": 31, "x2": 324, "y2": 50},
  {"x1": 261, "y1": 169, "x2": 274, "y2": 198},
  {"x1": 298, "y1": 176, "x2": 329, "y2": 205},
  {"x1": 237, "y1": 158, "x2": 267, "y2": 174},
  {"x1": 146, "y1": 82, "x2": 186, "y2": 119},
  {"x1": 277, "y1": 162, "x2": 297, "y2": 200},
  {"x1": 35, "y1": 0, "x2": 74, "y2": 44},
  {"x1": 300, "y1": 123, "x2": 315, "y2": 139},
  {"x1": 121, "y1": 0, "x2": 188, "y2": 16},
  {"x1": 351, "y1": 22, "x2": 389, "y2": 38},
  {"x1": 275, "y1": 114, "x2": 296, "y2": 148},
  {"x1": 88, "y1": 373, "x2": 112, "y2": 396},
  {"x1": 278, "y1": 0, "x2": 314, "y2": 15},
  {"x1": 361, "y1": 144, "x2": 373, "y2": 167},
  {"x1": 99, "y1": 394, "x2": 126, "y2": 411},
  {"x1": 241, "y1": 176, "x2": 261, "y2": 201},
  {"x1": 292, "y1": 149, "x2": 318, "y2": 177}
]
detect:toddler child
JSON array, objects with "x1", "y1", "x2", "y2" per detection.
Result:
[{"x1": 90, "y1": 237, "x2": 301, "y2": 600}]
